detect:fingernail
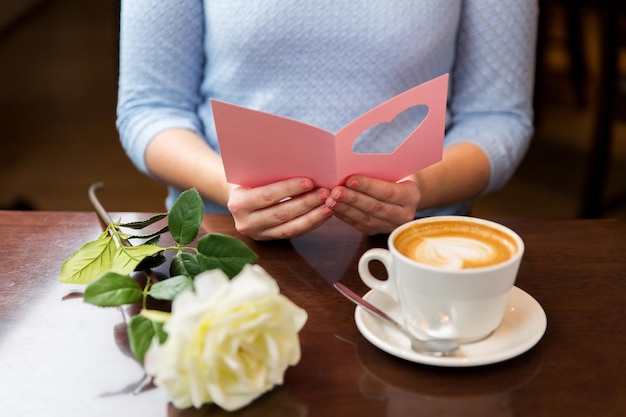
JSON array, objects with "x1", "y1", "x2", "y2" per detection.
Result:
[
  {"x1": 348, "y1": 179, "x2": 359, "y2": 188},
  {"x1": 332, "y1": 190, "x2": 344, "y2": 200},
  {"x1": 319, "y1": 191, "x2": 329, "y2": 200},
  {"x1": 322, "y1": 206, "x2": 333, "y2": 215},
  {"x1": 301, "y1": 181, "x2": 313, "y2": 191}
]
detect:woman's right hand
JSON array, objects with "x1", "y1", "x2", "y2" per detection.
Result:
[{"x1": 227, "y1": 178, "x2": 332, "y2": 240}]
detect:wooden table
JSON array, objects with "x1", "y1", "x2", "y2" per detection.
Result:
[{"x1": 0, "y1": 211, "x2": 624, "y2": 416}]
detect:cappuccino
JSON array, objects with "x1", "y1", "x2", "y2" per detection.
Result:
[
  {"x1": 394, "y1": 220, "x2": 518, "y2": 269},
  {"x1": 359, "y1": 216, "x2": 525, "y2": 342}
]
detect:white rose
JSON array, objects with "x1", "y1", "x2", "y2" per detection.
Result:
[{"x1": 144, "y1": 264, "x2": 307, "y2": 411}]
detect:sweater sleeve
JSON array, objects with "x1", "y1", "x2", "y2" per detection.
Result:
[
  {"x1": 446, "y1": 0, "x2": 538, "y2": 193},
  {"x1": 116, "y1": 0, "x2": 206, "y2": 175}
]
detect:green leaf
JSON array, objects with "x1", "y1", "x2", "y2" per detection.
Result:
[
  {"x1": 128, "y1": 315, "x2": 167, "y2": 363},
  {"x1": 169, "y1": 252, "x2": 203, "y2": 277},
  {"x1": 134, "y1": 252, "x2": 167, "y2": 271},
  {"x1": 119, "y1": 213, "x2": 167, "y2": 229},
  {"x1": 111, "y1": 244, "x2": 164, "y2": 275},
  {"x1": 168, "y1": 188, "x2": 203, "y2": 245},
  {"x1": 83, "y1": 272, "x2": 143, "y2": 307},
  {"x1": 60, "y1": 236, "x2": 116, "y2": 284},
  {"x1": 149, "y1": 275, "x2": 194, "y2": 300},
  {"x1": 154, "y1": 322, "x2": 168, "y2": 343},
  {"x1": 196, "y1": 233, "x2": 258, "y2": 278},
  {"x1": 125, "y1": 225, "x2": 169, "y2": 241}
]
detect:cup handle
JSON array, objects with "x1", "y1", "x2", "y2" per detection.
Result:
[{"x1": 358, "y1": 248, "x2": 398, "y2": 302}]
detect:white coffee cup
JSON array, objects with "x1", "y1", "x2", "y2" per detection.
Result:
[{"x1": 358, "y1": 216, "x2": 524, "y2": 343}]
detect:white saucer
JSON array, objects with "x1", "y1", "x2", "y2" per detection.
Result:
[{"x1": 354, "y1": 286, "x2": 547, "y2": 367}]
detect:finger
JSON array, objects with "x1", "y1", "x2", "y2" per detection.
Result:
[
  {"x1": 327, "y1": 186, "x2": 397, "y2": 220},
  {"x1": 251, "y1": 205, "x2": 333, "y2": 240},
  {"x1": 251, "y1": 188, "x2": 328, "y2": 227},
  {"x1": 345, "y1": 175, "x2": 414, "y2": 206},
  {"x1": 329, "y1": 201, "x2": 396, "y2": 235},
  {"x1": 326, "y1": 177, "x2": 419, "y2": 234},
  {"x1": 229, "y1": 178, "x2": 316, "y2": 213},
  {"x1": 341, "y1": 176, "x2": 420, "y2": 217},
  {"x1": 324, "y1": 188, "x2": 395, "y2": 232},
  {"x1": 234, "y1": 188, "x2": 330, "y2": 238}
]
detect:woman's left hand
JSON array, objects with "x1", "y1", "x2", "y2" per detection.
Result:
[{"x1": 324, "y1": 175, "x2": 421, "y2": 235}]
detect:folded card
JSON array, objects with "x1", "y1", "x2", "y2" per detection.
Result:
[{"x1": 212, "y1": 73, "x2": 448, "y2": 190}]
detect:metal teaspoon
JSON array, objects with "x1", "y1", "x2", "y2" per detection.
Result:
[{"x1": 334, "y1": 282, "x2": 460, "y2": 357}]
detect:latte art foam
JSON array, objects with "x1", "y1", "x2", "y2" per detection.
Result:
[
  {"x1": 395, "y1": 220, "x2": 518, "y2": 269},
  {"x1": 412, "y1": 237, "x2": 501, "y2": 269}
]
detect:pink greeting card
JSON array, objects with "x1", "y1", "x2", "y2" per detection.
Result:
[{"x1": 212, "y1": 73, "x2": 448, "y2": 189}]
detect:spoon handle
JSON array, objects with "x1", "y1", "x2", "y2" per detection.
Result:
[
  {"x1": 334, "y1": 282, "x2": 406, "y2": 334},
  {"x1": 333, "y1": 282, "x2": 460, "y2": 356}
]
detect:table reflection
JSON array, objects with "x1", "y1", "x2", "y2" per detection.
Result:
[
  {"x1": 168, "y1": 388, "x2": 307, "y2": 417},
  {"x1": 290, "y1": 217, "x2": 366, "y2": 284},
  {"x1": 342, "y1": 330, "x2": 543, "y2": 417}
]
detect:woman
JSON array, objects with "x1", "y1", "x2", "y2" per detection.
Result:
[{"x1": 117, "y1": 1, "x2": 538, "y2": 240}]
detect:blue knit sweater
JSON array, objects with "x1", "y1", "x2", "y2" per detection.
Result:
[{"x1": 117, "y1": 0, "x2": 538, "y2": 214}]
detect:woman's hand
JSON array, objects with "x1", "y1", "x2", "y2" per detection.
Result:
[
  {"x1": 228, "y1": 178, "x2": 332, "y2": 240},
  {"x1": 324, "y1": 175, "x2": 421, "y2": 235},
  {"x1": 324, "y1": 143, "x2": 492, "y2": 235}
]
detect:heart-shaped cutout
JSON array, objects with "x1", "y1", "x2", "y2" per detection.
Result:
[{"x1": 351, "y1": 104, "x2": 429, "y2": 154}]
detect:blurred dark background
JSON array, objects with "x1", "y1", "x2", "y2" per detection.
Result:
[{"x1": 1, "y1": 0, "x2": 625, "y2": 218}]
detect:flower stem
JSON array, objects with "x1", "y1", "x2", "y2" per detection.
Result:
[
  {"x1": 89, "y1": 182, "x2": 115, "y2": 226},
  {"x1": 142, "y1": 274, "x2": 152, "y2": 310},
  {"x1": 88, "y1": 182, "x2": 130, "y2": 247}
]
